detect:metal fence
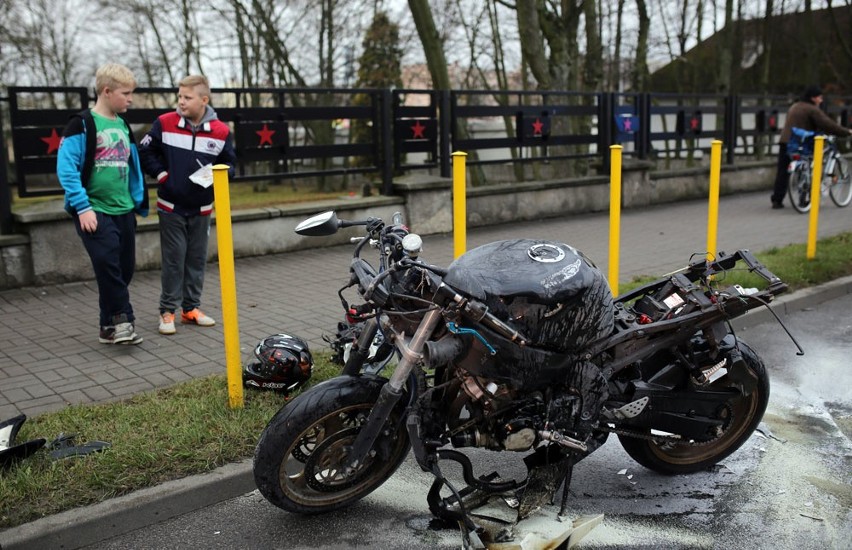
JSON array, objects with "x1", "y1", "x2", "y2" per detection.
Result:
[{"x1": 2, "y1": 86, "x2": 850, "y2": 232}]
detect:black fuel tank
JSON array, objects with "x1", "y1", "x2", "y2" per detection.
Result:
[{"x1": 444, "y1": 239, "x2": 614, "y2": 353}]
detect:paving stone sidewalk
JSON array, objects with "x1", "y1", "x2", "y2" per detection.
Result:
[{"x1": 2, "y1": 190, "x2": 850, "y2": 419}]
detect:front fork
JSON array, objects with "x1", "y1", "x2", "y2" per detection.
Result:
[
  {"x1": 343, "y1": 308, "x2": 444, "y2": 473},
  {"x1": 342, "y1": 317, "x2": 379, "y2": 376}
]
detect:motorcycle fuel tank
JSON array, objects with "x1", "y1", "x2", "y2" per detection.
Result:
[{"x1": 444, "y1": 239, "x2": 615, "y2": 355}]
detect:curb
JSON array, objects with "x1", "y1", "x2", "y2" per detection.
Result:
[
  {"x1": 2, "y1": 277, "x2": 851, "y2": 549},
  {"x1": 0, "y1": 460, "x2": 255, "y2": 550},
  {"x1": 730, "y1": 274, "x2": 852, "y2": 330}
]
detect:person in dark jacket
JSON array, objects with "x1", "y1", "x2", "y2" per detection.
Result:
[
  {"x1": 57, "y1": 63, "x2": 148, "y2": 345},
  {"x1": 138, "y1": 75, "x2": 236, "y2": 335},
  {"x1": 771, "y1": 85, "x2": 852, "y2": 209}
]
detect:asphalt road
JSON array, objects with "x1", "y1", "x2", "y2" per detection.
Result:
[{"x1": 84, "y1": 293, "x2": 852, "y2": 550}]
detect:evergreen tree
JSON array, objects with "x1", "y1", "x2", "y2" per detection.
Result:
[{"x1": 350, "y1": 11, "x2": 402, "y2": 171}]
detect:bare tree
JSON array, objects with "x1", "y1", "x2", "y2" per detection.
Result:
[
  {"x1": 3, "y1": 0, "x2": 95, "y2": 93},
  {"x1": 825, "y1": 0, "x2": 852, "y2": 91}
]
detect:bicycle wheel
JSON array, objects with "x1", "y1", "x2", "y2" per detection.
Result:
[
  {"x1": 828, "y1": 155, "x2": 852, "y2": 207},
  {"x1": 788, "y1": 163, "x2": 811, "y2": 213}
]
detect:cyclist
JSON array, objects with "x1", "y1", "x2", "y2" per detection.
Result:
[{"x1": 771, "y1": 85, "x2": 852, "y2": 209}]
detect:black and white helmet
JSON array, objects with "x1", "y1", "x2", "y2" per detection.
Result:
[{"x1": 243, "y1": 334, "x2": 313, "y2": 393}]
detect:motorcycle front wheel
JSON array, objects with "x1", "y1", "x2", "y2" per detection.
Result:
[
  {"x1": 618, "y1": 341, "x2": 769, "y2": 475},
  {"x1": 253, "y1": 375, "x2": 410, "y2": 514}
]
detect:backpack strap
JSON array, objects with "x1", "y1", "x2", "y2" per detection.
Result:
[{"x1": 72, "y1": 109, "x2": 97, "y2": 188}]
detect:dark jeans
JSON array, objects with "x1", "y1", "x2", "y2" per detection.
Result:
[
  {"x1": 158, "y1": 210, "x2": 211, "y2": 314},
  {"x1": 772, "y1": 146, "x2": 791, "y2": 205},
  {"x1": 74, "y1": 211, "x2": 137, "y2": 327}
]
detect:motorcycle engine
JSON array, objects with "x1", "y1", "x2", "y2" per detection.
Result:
[{"x1": 447, "y1": 373, "x2": 585, "y2": 453}]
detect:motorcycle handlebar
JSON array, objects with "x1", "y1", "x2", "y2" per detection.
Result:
[
  {"x1": 350, "y1": 258, "x2": 389, "y2": 306},
  {"x1": 431, "y1": 279, "x2": 530, "y2": 346}
]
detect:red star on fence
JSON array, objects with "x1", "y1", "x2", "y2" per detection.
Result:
[
  {"x1": 41, "y1": 128, "x2": 61, "y2": 154},
  {"x1": 531, "y1": 118, "x2": 544, "y2": 136},
  {"x1": 256, "y1": 124, "x2": 275, "y2": 146},
  {"x1": 411, "y1": 120, "x2": 426, "y2": 139},
  {"x1": 690, "y1": 117, "x2": 701, "y2": 131}
]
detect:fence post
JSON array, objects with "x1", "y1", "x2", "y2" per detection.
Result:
[
  {"x1": 724, "y1": 95, "x2": 738, "y2": 165},
  {"x1": 380, "y1": 89, "x2": 393, "y2": 195},
  {"x1": 599, "y1": 93, "x2": 613, "y2": 169},
  {"x1": 0, "y1": 103, "x2": 13, "y2": 234},
  {"x1": 638, "y1": 93, "x2": 651, "y2": 160},
  {"x1": 439, "y1": 91, "x2": 452, "y2": 178}
]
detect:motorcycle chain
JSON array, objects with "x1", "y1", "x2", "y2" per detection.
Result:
[{"x1": 601, "y1": 403, "x2": 733, "y2": 447}]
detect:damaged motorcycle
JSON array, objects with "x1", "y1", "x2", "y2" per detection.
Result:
[{"x1": 253, "y1": 211, "x2": 795, "y2": 547}]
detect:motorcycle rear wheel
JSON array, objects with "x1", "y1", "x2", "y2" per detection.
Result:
[
  {"x1": 253, "y1": 375, "x2": 410, "y2": 514},
  {"x1": 617, "y1": 341, "x2": 769, "y2": 475}
]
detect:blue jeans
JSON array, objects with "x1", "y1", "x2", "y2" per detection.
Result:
[
  {"x1": 158, "y1": 210, "x2": 211, "y2": 314},
  {"x1": 74, "y1": 211, "x2": 137, "y2": 327}
]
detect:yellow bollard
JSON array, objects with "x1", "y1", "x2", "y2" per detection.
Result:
[
  {"x1": 706, "y1": 140, "x2": 722, "y2": 260},
  {"x1": 452, "y1": 151, "x2": 467, "y2": 259},
  {"x1": 807, "y1": 136, "x2": 825, "y2": 260},
  {"x1": 212, "y1": 165, "x2": 244, "y2": 409},
  {"x1": 608, "y1": 145, "x2": 623, "y2": 296}
]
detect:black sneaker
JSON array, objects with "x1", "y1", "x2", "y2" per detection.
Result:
[
  {"x1": 99, "y1": 326, "x2": 143, "y2": 345},
  {"x1": 771, "y1": 202, "x2": 784, "y2": 209}
]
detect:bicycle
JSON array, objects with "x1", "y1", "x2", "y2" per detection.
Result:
[{"x1": 786, "y1": 128, "x2": 852, "y2": 214}]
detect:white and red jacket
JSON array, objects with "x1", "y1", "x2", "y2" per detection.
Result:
[{"x1": 139, "y1": 107, "x2": 236, "y2": 216}]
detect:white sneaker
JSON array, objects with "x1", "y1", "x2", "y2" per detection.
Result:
[{"x1": 159, "y1": 312, "x2": 176, "y2": 335}]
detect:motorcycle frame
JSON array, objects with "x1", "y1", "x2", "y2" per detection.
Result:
[{"x1": 585, "y1": 249, "x2": 787, "y2": 375}]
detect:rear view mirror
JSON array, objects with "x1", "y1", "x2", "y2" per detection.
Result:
[{"x1": 295, "y1": 211, "x2": 340, "y2": 236}]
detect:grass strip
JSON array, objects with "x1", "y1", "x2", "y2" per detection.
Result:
[{"x1": 1, "y1": 359, "x2": 339, "y2": 529}]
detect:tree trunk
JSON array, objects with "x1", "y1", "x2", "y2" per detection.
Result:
[
  {"x1": 516, "y1": 0, "x2": 552, "y2": 89},
  {"x1": 408, "y1": 0, "x2": 484, "y2": 185},
  {"x1": 583, "y1": 0, "x2": 603, "y2": 92},
  {"x1": 717, "y1": 0, "x2": 734, "y2": 95},
  {"x1": 613, "y1": 0, "x2": 625, "y2": 92},
  {"x1": 633, "y1": 0, "x2": 650, "y2": 92},
  {"x1": 757, "y1": 0, "x2": 774, "y2": 160},
  {"x1": 408, "y1": 0, "x2": 451, "y2": 90}
]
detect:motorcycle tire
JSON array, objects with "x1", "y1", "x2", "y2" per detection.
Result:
[
  {"x1": 253, "y1": 375, "x2": 410, "y2": 514},
  {"x1": 617, "y1": 340, "x2": 769, "y2": 475}
]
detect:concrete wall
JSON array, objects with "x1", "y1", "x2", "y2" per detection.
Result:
[{"x1": 2, "y1": 160, "x2": 774, "y2": 289}]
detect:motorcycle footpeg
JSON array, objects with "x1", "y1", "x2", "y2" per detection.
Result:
[{"x1": 601, "y1": 396, "x2": 649, "y2": 421}]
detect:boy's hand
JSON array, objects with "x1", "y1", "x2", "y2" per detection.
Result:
[{"x1": 79, "y1": 210, "x2": 98, "y2": 233}]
